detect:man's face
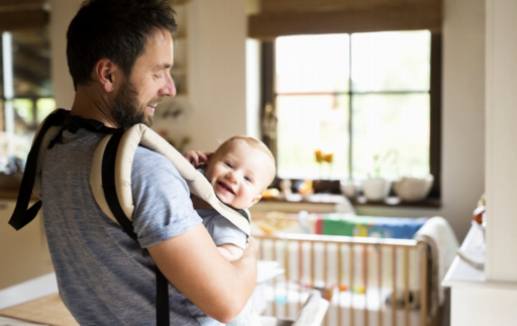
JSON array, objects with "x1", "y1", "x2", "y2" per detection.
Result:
[
  {"x1": 113, "y1": 28, "x2": 176, "y2": 128},
  {"x1": 205, "y1": 141, "x2": 274, "y2": 209}
]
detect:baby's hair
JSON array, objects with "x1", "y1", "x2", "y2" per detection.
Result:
[{"x1": 214, "y1": 135, "x2": 276, "y2": 184}]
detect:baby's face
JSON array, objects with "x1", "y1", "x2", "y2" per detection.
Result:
[{"x1": 205, "y1": 140, "x2": 274, "y2": 209}]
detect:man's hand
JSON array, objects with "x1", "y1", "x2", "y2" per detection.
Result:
[{"x1": 149, "y1": 225, "x2": 257, "y2": 323}]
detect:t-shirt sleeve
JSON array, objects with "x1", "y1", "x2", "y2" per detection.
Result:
[
  {"x1": 203, "y1": 214, "x2": 248, "y2": 250},
  {"x1": 130, "y1": 146, "x2": 202, "y2": 248}
]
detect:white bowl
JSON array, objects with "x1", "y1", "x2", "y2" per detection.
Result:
[
  {"x1": 362, "y1": 177, "x2": 391, "y2": 202},
  {"x1": 393, "y1": 176, "x2": 433, "y2": 202}
]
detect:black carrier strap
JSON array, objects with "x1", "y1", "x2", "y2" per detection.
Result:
[
  {"x1": 99, "y1": 129, "x2": 170, "y2": 326},
  {"x1": 9, "y1": 109, "x2": 118, "y2": 229},
  {"x1": 9, "y1": 109, "x2": 170, "y2": 326},
  {"x1": 9, "y1": 109, "x2": 69, "y2": 229}
]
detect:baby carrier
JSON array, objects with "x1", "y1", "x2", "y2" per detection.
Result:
[{"x1": 8, "y1": 108, "x2": 251, "y2": 326}]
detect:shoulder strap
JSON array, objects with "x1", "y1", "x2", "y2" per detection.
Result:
[
  {"x1": 93, "y1": 129, "x2": 169, "y2": 326},
  {"x1": 90, "y1": 123, "x2": 252, "y2": 236},
  {"x1": 9, "y1": 109, "x2": 120, "y2": 230},
  {"x1": 9, "y1": 109, "x2": 69, "y2": 230}
]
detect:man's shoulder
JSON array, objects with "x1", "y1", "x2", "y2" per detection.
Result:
[
  {"x1": 131, "y1": 145, "x2": 187, "y2": 195},
  {"x1": 133, "y1": 145, "x2": 181, "y2": 174}
]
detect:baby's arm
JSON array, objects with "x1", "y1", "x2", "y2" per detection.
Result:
[
  {"x1": 217, "y1": 243, "x2": 245, "y2": 262},
  {"x1": 204, "y1": 213, "x2": 247, "y2": 262},
  {"x1": 184, "y1": 149, "x2": 210, "y2": 167}
]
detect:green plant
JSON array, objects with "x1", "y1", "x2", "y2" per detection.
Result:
[{"x1": 370, "y1": 149, "x2": 398, "y2": 178}]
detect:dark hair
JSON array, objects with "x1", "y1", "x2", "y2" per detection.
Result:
[{"x1": 67, "y1": 0, "x2": 176, "y2": 89}]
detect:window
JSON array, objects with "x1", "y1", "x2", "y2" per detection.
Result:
[
  {"x1": 1, "y1": 29, "x2": 54, "y2": 174},
  {"x1": 263, "y1": 30, "x2": 441, "y2": 198}
]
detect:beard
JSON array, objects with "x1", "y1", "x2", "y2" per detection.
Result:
[{"x1": 111, "y1": 80, "x2": 153, "y2": 129}]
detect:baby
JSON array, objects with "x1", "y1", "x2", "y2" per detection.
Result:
[{"x1": 184, "y1": 135, "x2": 276, "y2": 325}]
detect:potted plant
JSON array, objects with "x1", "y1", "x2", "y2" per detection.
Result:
[{"x1": 362, "y1": 151, "x2": 397, "y2": 202}]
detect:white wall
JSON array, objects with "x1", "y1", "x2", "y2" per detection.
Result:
[
  {"x1": 49, "y1": 0, "x2": 81, "y2": 108},
  {"x1": 182, "y1": 0, "x2": 248, "y2": 151},
  {"x1": 245, "y1": 39, "x2": 262, "y2": 139},
  {"x1": 485, "y1": 0, "x2": 517, "y2": 281},
  {"x1": 435, "y1": 0, "x2": 485, "y2": 240}
]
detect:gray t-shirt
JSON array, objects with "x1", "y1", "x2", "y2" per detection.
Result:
[{"x1": 41, "y1": 129, "x2": 202, "y2": 325}]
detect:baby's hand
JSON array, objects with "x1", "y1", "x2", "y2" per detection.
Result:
[{"x1": 184, "y1": 150, "x2": 209, "y2": 167}]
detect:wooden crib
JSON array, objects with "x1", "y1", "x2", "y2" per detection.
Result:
[{"x1": 255, "y1": 233, "x2": 437, "y2": 326}]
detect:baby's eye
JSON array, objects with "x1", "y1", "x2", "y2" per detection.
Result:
[
  {"x1": 244, "y1": 176, "x2": 253, "y2": 183},
  {"x1": 224, "y1": 161, "x2": 233, "y2": 168}
]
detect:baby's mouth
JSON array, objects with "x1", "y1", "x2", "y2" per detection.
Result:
[{"x1": 217, "y1": 181, "x2": 235, "y2": 195}]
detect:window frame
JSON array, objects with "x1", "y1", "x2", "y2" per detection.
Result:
[{"x1": 260, "y1": 31, "x2": 442, "y2": 201}]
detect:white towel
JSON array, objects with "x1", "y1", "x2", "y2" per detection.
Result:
[{"x1": 414, "y1": 216, "x2": 459, "y2": 313}]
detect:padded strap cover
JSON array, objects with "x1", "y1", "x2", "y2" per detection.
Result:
[{"x1": 90, "y1": 124, "x2": 251, "y2": 236}]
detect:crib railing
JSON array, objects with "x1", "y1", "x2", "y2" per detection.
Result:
[{"x1": 256, "y1": 233, "x2": 431, "y2": 326}]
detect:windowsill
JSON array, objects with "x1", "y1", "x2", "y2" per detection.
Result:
[
  {"x1": 260, "y1": 193, "x2": 441, "y2": 209},
  {"x1": 351, "y1": 195, "x2": 441, "y2": 208}
]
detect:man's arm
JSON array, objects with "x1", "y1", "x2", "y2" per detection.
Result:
[
  {"x1": 216, "y1": 243, "x2": 244, "y2": 262},
  {"x1": 148, "y1": 224, "x2": 257, "y2": 323}
]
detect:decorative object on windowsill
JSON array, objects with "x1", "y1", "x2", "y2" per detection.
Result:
[
  {"x1": 340, "y1": 179, "x2": 358, "y2": 199},
  {"x1": 393, "y1": 175, "x2": 433, "y2": 202},
  {"x1": 279, "y1": 179, "x2": 292, "y2": 197},
  {"x1": 314, "y1": 148, "x2": 334, "y2": 179},
  {"x1": 261, "y1": 187, "x2": 281, "y2": 200},
  {"x1": 362, "y1": 177, "x2": 391, "y2": 202},
  {"x1": 312, "y1": 180, "x2": 340, "y2": 194},
  {"x1": 0, "y1": 156, "x2": 24, "y2": 190},
  {"x1": 296, "y1": 179, "x2": 314, "y2": 198},
  {"x1": 362, "y1": 151, "x2": 397, "y2": 202}
]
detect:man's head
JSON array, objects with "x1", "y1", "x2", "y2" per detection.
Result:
[
  {"x1": 205, "y1": 136, "x2": 276, "y2": 210},
  {"x1": 67, "y1": 0, "x2": 177, "y2": 127}
]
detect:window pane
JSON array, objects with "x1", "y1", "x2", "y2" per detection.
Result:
[
  {"x1": 36, "y1": 98, "x2": 56, "y2": 123},
  {"x1": 351, "y1": 31, "x2": 430, "y2": 92},
  {"x1": 13, "y1": 98, "x2": 35, "y2": 134},
  {"x1": 352, "y1": 94, "x2": 430, "y2": 180},
  {"x1": 276, "y1": 95, "x2": 349, "y2": 179},
  {"x1": 275, "y1": 34, "x2": 349, "y2": 93},
  {"x1": 12, "y1": 29, "x2": 52, "y2": 97}
]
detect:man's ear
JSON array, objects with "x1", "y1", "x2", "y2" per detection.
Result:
[{"x1": 95, "y1": 58, "x2": 119, "y2": 93}]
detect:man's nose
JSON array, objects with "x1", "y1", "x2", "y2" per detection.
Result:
[{"x1": 160, "y1": 72, "x2": 176, "y2": 97}]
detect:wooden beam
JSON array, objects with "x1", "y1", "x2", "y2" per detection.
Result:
[
  {"x1": 0, "y1": 9, "x2": 48, "y2": 30},
  {"x1": 249, "y1": 3, "x2": 442, "y2": 39},
  {"x1": 0, "y1": 0, "x2": 45, "y2": 9},
  {"x1": 260, "y1": 0, "x2": 441, "y2": 13}
]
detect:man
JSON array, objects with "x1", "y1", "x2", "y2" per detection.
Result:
[{"x1": 41, "y1": 0, "x2": 257, "y2": 324}]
